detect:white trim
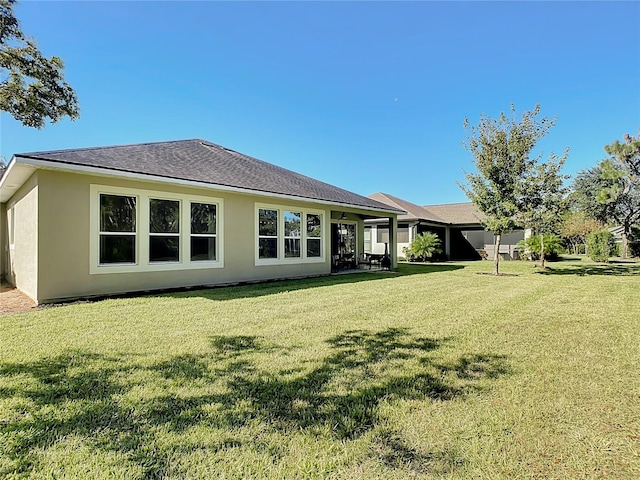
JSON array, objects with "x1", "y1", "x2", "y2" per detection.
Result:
[
  {"x1": 255, "y1": 202, "x2": 326, "y2": 266},
  {"x1": 90, "y1": 184, "x2": 224, "y2": 274},
  {"x1": 13, "y1": 156, "x2": 402, "y2": 215},
  {"x1": 8, "y1": 205, "x2": 15, "y2": 247}
]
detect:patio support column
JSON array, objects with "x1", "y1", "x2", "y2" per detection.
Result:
[
  {"x1": 388, "y1": 216, "x2": 398, "y2": 269},
  {"x1": 445, "y1": 226, "x2": 451, "y2": 259},
  {"x1": 0, "y1": 203, "x2": 5, "y2": 281}
]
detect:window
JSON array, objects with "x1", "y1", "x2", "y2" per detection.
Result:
[
  {"x1": 256, "y1": 205, "x2": 324, "y2": 264},
  {"x1": 91, "y1": 185, "x2": 223, "y2": 274},
  {"x1": 306, "y1": 213, "x2": 322, "y2": 257},
  {"x1": 364, "y1": 226, "x2": 372, "y2": 253},
  {"x1": 284, "y1": 211, "x2": 301, "y2": 258},
  {"x1": 258, "y1": 208, "x2": 278, "y2": 259},
  {"x1": 99, "y1": 194, "x2": 137, "y2": 264},
  {"x1": 190, "y1": 202, "x2": 217, "y2": 261},
  {"x1": 398, "y1": 224, "x2": 410, "y2": 243},
  {"x1": 377, "y1": 226, "x2": 389, "y2": 243},
  {"x1": 149, "y1": 199, "x2": 180, "y2": 262}
]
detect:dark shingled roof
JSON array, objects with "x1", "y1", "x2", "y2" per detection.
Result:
[
  {"x1": 368, "y1": 192, "x2": 447, "y2": 223},
  {"x1": 15, "y1": 139, "x2": 401, "y2": 213},
  {"x1": 368, "y1": 193, "x2": 486, "y2": 226},
  {"x1": 422, "y1": 202, "x2": 485, "y2": 225}
]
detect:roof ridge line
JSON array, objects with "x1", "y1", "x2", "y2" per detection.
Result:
[{"x1": 17, "y1": 138, "x2": 200, "y2": 157}]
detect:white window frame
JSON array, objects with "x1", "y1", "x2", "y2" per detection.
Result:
[
  {"x1": 305, "y1": 212, "x2": 323, "y2": 259},
  {"x1": 148, "y1": 197, "x2": 181, "y2": 264},
  {"x1": 98, "y1": 192, "x2": 138, "y2": 266},
  {"x1": 90, "y1": 185, "x2": 224, "y2": 274},
  {"x1": 189, "y1": 201, "x2": 218, "y2": 262},
  {"x1": 284, "y1": 210, "x2": 302, "y2": 258},
  {"x1": 257, "y1": 207, "x2": 279, "y2": 260},
  {"x1": 255, "y1": 203, "x2": 326, "y2": 266}
]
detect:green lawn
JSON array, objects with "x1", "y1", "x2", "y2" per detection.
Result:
[{"x1": 1, "y1": 259, "x2": 639, "y2": 479}]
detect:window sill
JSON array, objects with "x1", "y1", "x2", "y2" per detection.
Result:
[{"x1": 90, "y1": 261, "x2": 224, "y2": 275}]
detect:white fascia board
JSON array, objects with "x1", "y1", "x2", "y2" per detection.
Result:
[
  {"x1": 0, "y1": 157, "x2": 38, "y2": 203},
  {"x1": 12, "y1": 156, "x2": 403, "y2": 216}
]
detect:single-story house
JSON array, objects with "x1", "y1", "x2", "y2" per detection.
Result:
[
  {"x1": 366, "y1": 192, "x2": 524, "y2": 260},
  {"x1": 0, "y1": 139, "x2": 403, "y2": 304}
]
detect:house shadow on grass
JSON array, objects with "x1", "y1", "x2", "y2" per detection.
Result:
[
  {"x1": 0, "y1": 327, "x2": 508, "y2": 478},
  {"x1": 161, "y1": 262, "x2": 465, "y2": 303},
  {"x1": 539, "y1": 262, "x2": 640, "y2": 276}
]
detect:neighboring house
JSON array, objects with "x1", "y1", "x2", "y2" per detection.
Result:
[
  {"x1": 0, "y1": 139, "x2": 403, "y2": 304},
  {"x1": 366, "y1": 193, "x2": 524, "y2": 260}
]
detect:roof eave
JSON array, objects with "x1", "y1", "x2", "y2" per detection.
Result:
[
  {"x1": 9, "y1": 156, "x2": 404, "y2": 215},
  {"x1": 0, "y1": 157, "x2": 38, "y2": 203}
]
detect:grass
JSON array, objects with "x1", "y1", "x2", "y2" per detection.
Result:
[{"x1": 1, "y1": 258, "x2": 639, "y2": 479}]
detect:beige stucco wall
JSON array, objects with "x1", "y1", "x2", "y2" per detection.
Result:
[
  {"x1": 35, "y1": 170, "x2": 349, "y2": 303},
  {"x1": 4, "y1": 172, "x2": 39, "y2": 300},
  {"x1": 0, "y1": 202, "x2": 6, "y2": 281}
]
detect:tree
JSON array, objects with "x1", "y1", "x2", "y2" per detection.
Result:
[
  {"x1": 403, "y1": 232, "x2": 442, "y2": 262},
  {"x1": 597, "y1": 132, "x2": 640, "y2": 258},
  {"x1": 460, "y1": 104, "x2": 562, "y2": 275},
  {"x1": 586, "y1": 229, "x2": 614, "y2": 263},
  {"x1": 571, "y1": 167, "x2": 614, "y2": 224},
  {"x1": 1, "y1": 0, "x2": 79, "y2": 128},
  {"x1": 558, "y1": 210, "x2": 603, "y2": 255},
  {"x1": 518, "y1": 154, "x2": 569, "y2": 268}
]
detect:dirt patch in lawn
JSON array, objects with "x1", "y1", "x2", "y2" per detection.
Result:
[{"x1": 0, "y1": 283, "x2": 37, "y2": 315}]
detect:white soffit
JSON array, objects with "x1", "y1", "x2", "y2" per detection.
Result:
[{"x1": 0, "y1": 161, "x2": 37, "y2": 203}]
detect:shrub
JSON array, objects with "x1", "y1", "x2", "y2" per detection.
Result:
[
  {"x1": 517, "y1": 233, "x2": 565, "y2": 261},
  {"x1": 404, "y1": 232, "x2": 442, "y2": 262},
  {"x1": 586, "y1": 230, "x2": 614, "y2": 262}
]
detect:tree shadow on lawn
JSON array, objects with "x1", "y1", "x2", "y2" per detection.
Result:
[
  {"x1": 162, "y1": 263, "x2": 465, "y2": 303},
  {"x1": 539, "y1": 262, "x2": 640, "y2": 276},
  {"x1": 0, "y1": 327, "x2": 508, "y2": 478}
]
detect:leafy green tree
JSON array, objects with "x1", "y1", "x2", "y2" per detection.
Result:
[
  {"x1": 571, "y1": 167, "x2": 613, "y2": 225},
  {"x1": 460, "y1": 104, "x2": 564, "y2": 275},
  {"x1": 519, "y1": 155, "x2": 569, "y2": 268},
  {"x1": 1, "y1": 0, "x2": 79, "y2": 128},
  {"x1": 596, "y1": 132, "x2": 640, "y2": 258},
  {"x1": 404, "y1": 232, "x2": 442, "y2": 262},
  {"x1": 586, "y1": 229, "x2": 614, "y2": 263},
  {"x1": 558, "y1": 210, "x2": 603, "y2": 255}
]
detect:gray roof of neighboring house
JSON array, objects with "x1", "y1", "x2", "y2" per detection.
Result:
[
  {"x1": 368, "y1": 193, "x2": 486, "y2": 226},
  {"x1": 10, "y1": 139, "x2": 402, "y2": 213},
  {"x1": 368, "y1": 192, "x2": 447, "y2": 223},
  {"x1": 422, "y1": 202, "x2": 485, "y2": 225}
]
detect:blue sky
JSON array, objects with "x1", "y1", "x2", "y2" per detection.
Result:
[{"x1": 1, "y1": 1, "x2": 639, "y2": 205}]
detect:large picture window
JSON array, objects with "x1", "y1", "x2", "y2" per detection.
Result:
[
  {"x1": 149, "y1": 199, "x2": 180, "y2": 262},
  {"x1": 256, "y1": 205, "x2": 324, "y2": 264},
  {"x1": 191, "y1": 202, "x2": 217, "y2": 261},
  {"x1": 99, "y1": 194, "x2": 137, "y2": 264},
  {"x1": 91, "y1": 185, "x2": 223, "y2": 274}
]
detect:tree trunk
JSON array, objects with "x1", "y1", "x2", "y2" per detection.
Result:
[
  {"x1": 493, "y1": 234, "x2": 501, "y2": 275},
  {"x1": 539, "y1": 233, "x2": 546, "y2": 269},
  {"x1": 621, "y1": 230, "x2": 629, "y2": 259}
]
